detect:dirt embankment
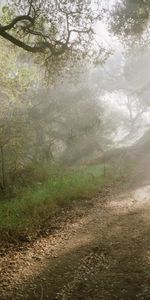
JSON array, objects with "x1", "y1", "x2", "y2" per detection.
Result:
[{"x1": 0, "y1": 183, "x2": 150, "y2": 300}]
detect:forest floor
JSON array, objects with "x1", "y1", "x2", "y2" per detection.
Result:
[{"x1": 0, "y1": 179, "x2": 150, "y2": 300}]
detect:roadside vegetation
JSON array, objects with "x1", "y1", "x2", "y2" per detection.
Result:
[{"x1": 0, "y1": 163, "x2": 117, "y2": 242}]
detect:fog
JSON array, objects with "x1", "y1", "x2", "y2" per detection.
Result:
[
  {"x1": 0, "y1": 0, "x2": 150, "y2": 191},
  {"x1": 1, "y1": 2, "x2": 150, "y2": 299}
]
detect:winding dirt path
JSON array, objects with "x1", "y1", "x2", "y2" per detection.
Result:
[{"x1": 0, "y1": 184, "x2": 150, "y2": 299}]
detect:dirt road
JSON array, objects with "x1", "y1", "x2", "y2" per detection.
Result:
[{"x1": 0, "y1": 184, "x2": 150, "y2": 299}]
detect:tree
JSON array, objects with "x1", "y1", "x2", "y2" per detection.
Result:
[
  {"x1": 0, "y1": 0, "x2": 102, "y2": 64},
  {"x1": 27, "y1": 81, "x2": 103, "y2": 165},
  {"x1": 0, "y1": 38, "x2": 41, "y2": 192},
  {"x1": 109, "y1": 0, "x2": 150, "y2": 39}
]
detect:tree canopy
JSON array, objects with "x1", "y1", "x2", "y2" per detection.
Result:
[
  {"x1": 110, "y1": 0, "x2": 150, "y2": 38},
  {"x1": 0, "y1": 0, "x2": 102, "y2": 62}
]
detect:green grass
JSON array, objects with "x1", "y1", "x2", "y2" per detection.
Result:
[{"x1": 0, "y1": 164, "x2": 111, "y2": 241}]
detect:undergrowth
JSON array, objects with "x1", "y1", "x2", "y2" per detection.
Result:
[{"x1": 0, "y1": 164, "x2": 118, "y2": 242}]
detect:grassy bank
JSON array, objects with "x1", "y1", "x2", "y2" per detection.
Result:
[{"x1": 0, "y1": 164, "x2": 113, "y2": 242}]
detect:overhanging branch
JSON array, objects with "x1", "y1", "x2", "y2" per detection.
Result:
[
  {"x1": 0, "y1": 29, "x2": 44, "y2": 52},
  {"x1": 0, "y1": 5, "x2": 93, "y2": 56},
  {"x1": 0, "y1": 15, "x2": 34, "y2": 31}
]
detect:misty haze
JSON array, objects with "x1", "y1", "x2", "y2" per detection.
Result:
[{"x1": 0, "y1": 1, "x2": 150, "y2": 299}]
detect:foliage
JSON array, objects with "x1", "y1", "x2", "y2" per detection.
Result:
[
  {"x1": 109, "y1": 0, "x2": 150, "y2": 40},
  {"x1": 0, "y1": 0, "x2": 104, "y2": 71},
  {"x1": 0, "y1": 38, "x2": 117, "y2": 194},
  {"x1": 0, "y1": 39, "x2": 43, "y2": 192},
  {"x1": 1, "y1": 0, "x2": 149, "y2": 247},
  {"x1": 0, "y1": 164, "x2": 110, "y2": 241}
]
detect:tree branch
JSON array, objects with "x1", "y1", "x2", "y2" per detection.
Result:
[
  {"x1": 0, "y1": 28, "x2": 44, "y2": 52},
  {"x1": 0, "y1": 26, "x2": 69, "y2": 55},
  {"x1": 0, "y1": 3, "x2": 93, "y2": 56},
  {"x1": 0, "y1": 15, "x2": 34, "y2": 31}
]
